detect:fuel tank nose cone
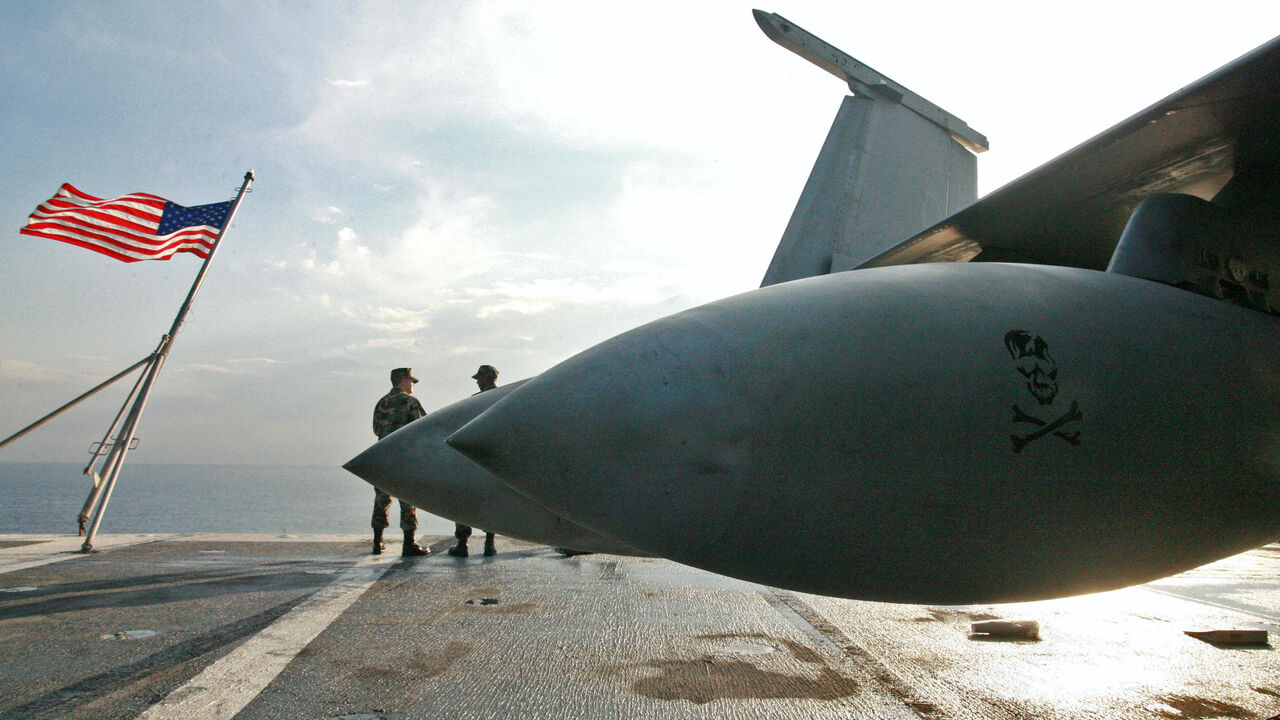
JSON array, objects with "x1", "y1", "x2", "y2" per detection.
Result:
[
  {"x1": 341, "y1": 447, "x2": 378, "y2": 485},
  {"x1": 444, "y1": 423, "x2": 499, "y2": 470}
]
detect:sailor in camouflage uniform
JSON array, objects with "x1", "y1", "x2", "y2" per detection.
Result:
[
  {"x1": 371, "y1": 367, "x2": 429, "y2": 556},
  {"x1": 448, "y1": 365, "x2": 500, "y2": 557}
]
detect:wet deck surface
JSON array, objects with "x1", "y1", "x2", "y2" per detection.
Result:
[{"x1": 0, "y1": 534, "x2": 1277, "y2": 719}]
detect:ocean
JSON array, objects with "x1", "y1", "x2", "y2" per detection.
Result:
[{"x1": 0, "y1": 461, "x2": 455, "y2": 536}]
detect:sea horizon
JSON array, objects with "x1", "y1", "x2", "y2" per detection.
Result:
[{"x1": 0, "y1": 460, "x2": 455, "y2": 536}]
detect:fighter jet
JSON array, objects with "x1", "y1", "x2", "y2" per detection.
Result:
[
  {"x1": 344, "y1": 380, "x2": 643, "y2": 556},
  {"x1": 443, "y1": 22, "x2": 1280, "y2": 603}
]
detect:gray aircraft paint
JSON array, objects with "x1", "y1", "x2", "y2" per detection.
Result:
[
  {"x1": 448, "y1": 263, "x2": 1280, "y2": 604},
  {"x1": 344, "y1": 380, "x2": 644, "y2": 556}
]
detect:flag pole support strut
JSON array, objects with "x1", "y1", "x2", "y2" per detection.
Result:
[
  {"x1": 75, "y1": 338, "x2": 166, "y2": 535},
  {"x1": 80, "y1": 170, "x2": 255, "y2": 552},
  {"x1": 0, "y1": 353, "x2": 157, "y2": 452}
]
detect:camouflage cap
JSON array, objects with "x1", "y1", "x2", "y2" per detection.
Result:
[
  {"x1": 390, "y1": 367, "x2": 419, "y2": 384},
  {"x1": 472, "y1": 364, "x2": 498, "y2": 379}
]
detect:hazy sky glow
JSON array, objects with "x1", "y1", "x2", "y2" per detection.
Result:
[{"x1": 3, "y1": 1, "x2": 1278, "y2": 467}]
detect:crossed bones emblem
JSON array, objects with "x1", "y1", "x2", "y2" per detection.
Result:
[
  {"x1": 1005, "y1": 330, "x2": 1084, "y2": 453},
  {"x1": 1011, "y1": 400, "x2": 1082, "y2": 452}
]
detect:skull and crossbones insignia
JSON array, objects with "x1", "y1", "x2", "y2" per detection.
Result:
[{"x1": 1005, "y1": 330, "x2": 1083, "y2": 452}]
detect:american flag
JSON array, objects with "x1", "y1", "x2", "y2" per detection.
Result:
[{"x1": 20, "y1": 183, "x2": 234, "y2": 262}]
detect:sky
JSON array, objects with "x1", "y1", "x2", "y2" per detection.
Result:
[{"x1": 3, "y1": 1, "x2": 1278, "y2": 468}]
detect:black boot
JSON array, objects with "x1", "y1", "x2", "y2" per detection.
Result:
[
  {"x1": 555, "y1": 547, "x2": 594, "y2": 557},
  {"x1": 402, "y1": 530, "x2": 429, "y2": 556},
  {"x1": 483, "y1": 534, "x2": 496, "y2": 557},
  {"x1": 372, "y1": 528, "x2": 385, "y2": 555},
  {"x1": 448, "y1": 539, "x2": 468, "y2": 557}
]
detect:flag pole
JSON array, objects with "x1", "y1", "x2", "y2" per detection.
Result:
[{"x1": 80, "y1": 170, "x2": 255, "y2": 552}]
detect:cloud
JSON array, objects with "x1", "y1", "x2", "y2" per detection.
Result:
[
  {"x1": 343, "y1": 337, "x2": 419, "y2": 354},
  {"x1": 314, "y1": 205, "x2": 343, "y2": 224},
  {"x1": 283, "y1": 3, "x2": 805, "y2": 174},
  {"x1": 297, "y1": 227, "x2": 363, "y2": 279},
  {"x1": 296, "y1": 188, "x2": 503, "y2": 302},
  {"x1": 181, "y1": 363, "x2": 233, "y2": 374},
  {"x1": 264, "y1": 2, "x2": 826, "y2": 380},
  {"x1": 302, "y1": 256, "x2": 342, "y2": 277},
  {"x1": 174, "y1": 361, "x2": 284, "y2": 379},
  {"x1": 272, "y1": 3, "x2": 814, "y2": 320},
  {"x1": 230, "y1": 357, "x2": 281, "y2": 369},
  {"x1": 464, "y1": 274, "x2": 678, "y2": 319},
  {"x1": 0, "y1": 359, "x2": 67, "y2": 383},
  {"x1": 359, "y1": 305, "x2": 437, "y2": 333}
]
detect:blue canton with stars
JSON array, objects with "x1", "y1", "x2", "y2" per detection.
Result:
[{"x1": 156, "y1": 200, "x2": 233, "y2": 235}]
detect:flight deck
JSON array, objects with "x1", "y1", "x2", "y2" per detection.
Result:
[{"x1": 1, "y1": 534, "x2": 1277, "y2": 719}]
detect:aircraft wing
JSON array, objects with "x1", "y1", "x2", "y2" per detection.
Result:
[{"x1": 859, "y1": 35, "x2": 1280, "y2": 271}]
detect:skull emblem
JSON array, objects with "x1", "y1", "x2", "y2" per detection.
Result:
[{"x1": 1004, "y1": 330, "x2": 1058, "y2": 406}]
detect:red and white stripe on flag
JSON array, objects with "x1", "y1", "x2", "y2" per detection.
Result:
[{"x1": 19, "y1": 183, "x2": 232, "y2": 263}]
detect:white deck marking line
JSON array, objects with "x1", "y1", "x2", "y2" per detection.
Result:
[
  {"x1": 0, "y1": 534, "x2": 166, "y2": 575},
  {"x1": 136, "y1": 553, "x2": 396, "y2": 720},
  {"x1": 1143, "y1": 585, "x2": 1280, "y2": 623}
]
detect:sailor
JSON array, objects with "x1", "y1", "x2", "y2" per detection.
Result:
[
  {"x1": 449, "y1": 365, "x2": 500, "y2": 557},
  {"x1": 371, "y1": 367, "x2": 430, "y2": 556}
]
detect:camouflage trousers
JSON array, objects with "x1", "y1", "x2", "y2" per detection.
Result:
[{"x1": 372, "y1": 489, "x2": 418, "y2": 532}]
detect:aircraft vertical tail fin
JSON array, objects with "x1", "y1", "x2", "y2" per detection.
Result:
[{"x1": 755, "y1": 10, "x2": 986, "y2": 286}]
